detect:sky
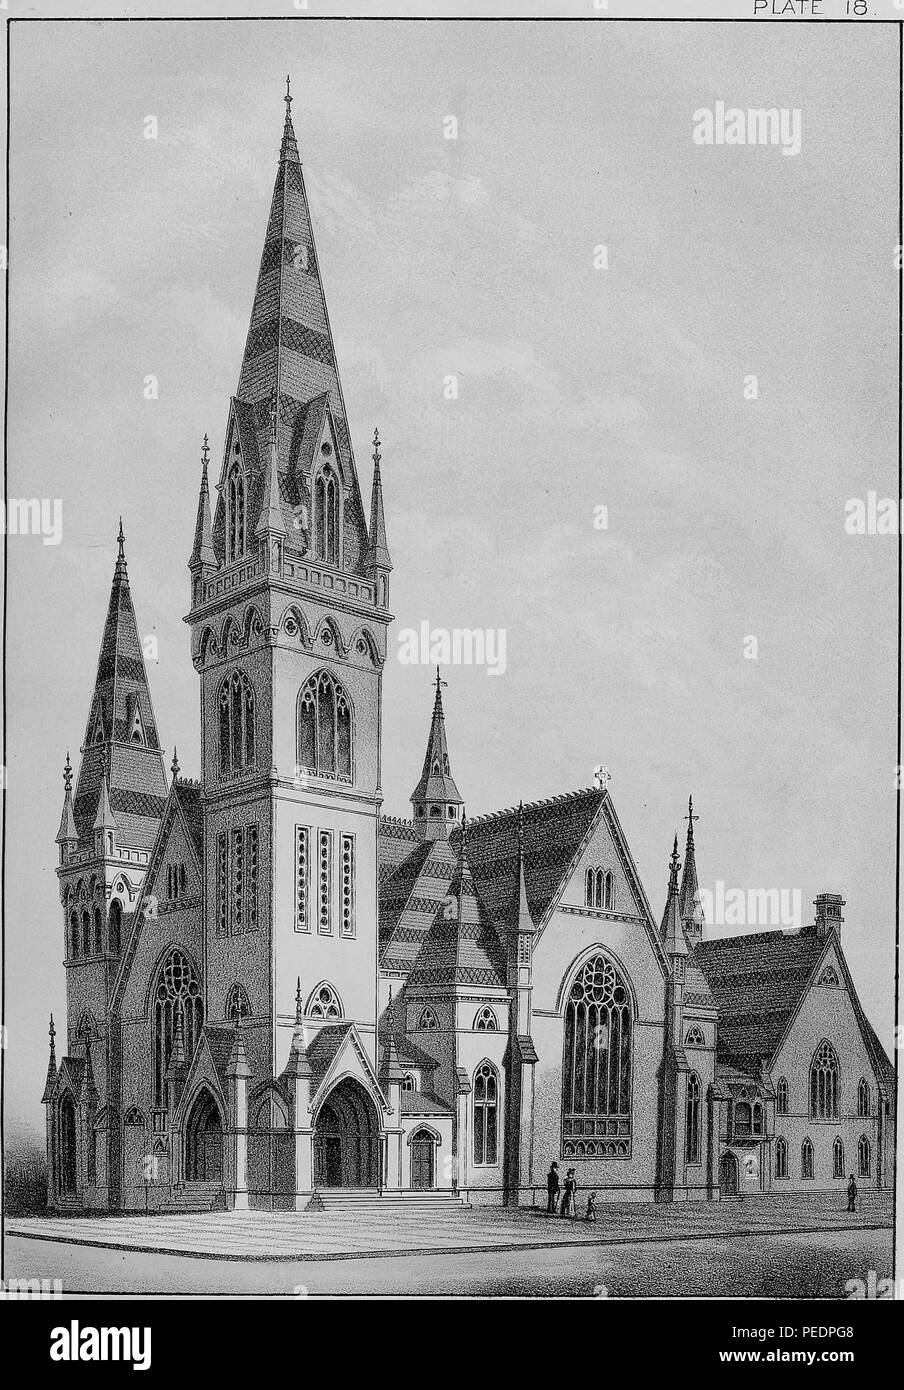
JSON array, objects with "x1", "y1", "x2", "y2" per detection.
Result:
[{"x1": 3, "y1": 17, "x2": 899, "y2": 1135}]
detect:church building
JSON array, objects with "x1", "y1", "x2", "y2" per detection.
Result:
[{"x1": 42, "y1": 90, "x2": 895, "y2": 1212}]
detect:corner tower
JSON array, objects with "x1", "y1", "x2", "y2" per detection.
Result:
[{"x1": 186, "y1": 83, "x2": 392, "y2": 1079}]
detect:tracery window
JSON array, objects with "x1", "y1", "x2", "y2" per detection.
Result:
[
  {"x1": 418, "y1": 1006, "x2": 438, "y2": 1031},
  {"x1": 685, "y1": 1026, "x2": 705, "y2": 1047},
  {"x1": 685, "y1": 1072, "x2": 701, "y2": 1164},
  {"x1": 218, "y1": 670, "x2": 255, "y2": 778},
  {"x1": 833, "y1": 1136, "x2": 845, "y2": 1179},
  {"x1": 817, "y1": 966, "x2": 840, "y2": 987},
  {"x1": 810, "y1": 1040, "x2": 839, "y2": 1120},
  {"x1": 401, "y1": 1074, "x2": 415, "y2": 1093},
  {"x1": 225, "y1": 984, "x2": 252, "y2": 1023},
  {"x1": 153, "y1": 949, "x2": 203, "y2": 1107},
  {"x1": 473, "y1": 1062, "x2": 498, "y2": 1166},
  {"x1": 562, "y1": 953, "x2": 632, "y2": 1157},
  {"x1": 307, "y1": 983, "x2": 342, "y2": 1020},
  {"x1": 474, "y1": 1006, "x2": 498, "y2": 1031},
  {"x1": 297, "y1": 670, "x2": 352, "y2": 780}
]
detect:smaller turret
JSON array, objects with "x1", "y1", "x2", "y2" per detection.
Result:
[
  {"x1": 366, "y1": 428, "x2": 392, "y2": 609},
  {"x1": 410, "y1": 669, "x2": 463, "y2": 840},
  {"x1": 55, "y1": 754, "x2": 78, "y2": 864}
]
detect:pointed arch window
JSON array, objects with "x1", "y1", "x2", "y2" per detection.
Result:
[
  {"x1": 418, "y1": 1006, "x2": 439, "y2": 1031},
  {"x1": 68, "y1": 909, "x2": 79, "y2": 960},
  {"x1": 225, "y1": 984, "x2": 252, "y2": 1023},
  {"x1": 401, "y1": 1073, "x2": 416, "y2": 1093},
  {"x1": 776, "y1": 1077, "x2": 788, "y2": 1115},
  {"x1": 775, "y1": 1135, "x2": 788, "y2": 1179},
  {"x1": 81, "y1": 909, "x2": 91, "y2": 958},
  {"x1": 93, "y1": 906, "x2": 103, "y2": 955},
  {"x1": 810, "y1": 1040, "x2": 839, "y2": 1119},
  {"x1": 857, "y1": 1077, "x2": 870, "y2": 1118},
  {"x1": 684, "y1": 1026, "x2": 705, "y2": 1047},
  {"x1": 218, "y1": 670, "x2": 255, "y2": 778},
  {"x1": 858, "y1": 1134, "x2": 871, "y2": 1178},
  {"x1": 801, "y1": 1136, "x2": 814, "y2": 1180},
  {"x1": 306, "y1": 983, "x2": 342, "y2": 1020},
  {"x1": 474, "y1": 1006, "x2": 498, "y2": 1031},
  {"x1": 833, "y1": 1136, "x2": 845, "y2": 1179},
  {"x1": 227, "y1": 463, "x2": 246, "y2": 564},
  {"x1": 314, "y1": 465, "x2": 339, "y2": 566},
  {"x1": 108, "y1": 899, "x2": 122, "y2": 954},
  {"x1": 297, "y1": 670, "x2": 352, "y2": 780},
  {"x1": 562, "y1": 953, "x2": 632, "y2": 1157},
  {"x1": 685, "y1": 1072, "x2": 701, "y2": 1165},
  {"x1": 153, "y1": 949, "x2": 203, "y2": 1108},
  {"x1": 473, "y1": 1062, "x2": 498, "y2": 1166}
]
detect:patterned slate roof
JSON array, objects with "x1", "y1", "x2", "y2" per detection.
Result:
[
  {"x1": 72, "y1": 536, "x2": 168, "y2": 850},
  {"x1": 305, "y1": 1023, "x2": 354, "y2": 1093},
  {"x1": 693, "y1": 929, "x2": 827, "y2": 1065},
  {"x1": 401, "y1": 1090, "x2": 453, "y2": 1117}
]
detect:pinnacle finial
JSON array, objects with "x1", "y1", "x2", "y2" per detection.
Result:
[
  {"x1": 49, "y1": 1015, "x2": 56, "y2": 1047},
  {"x1": 201, "y1": 433, "x2": 210, "y2": 471},
  {"x1": 63, "y1": 752, "x2": 73, "y2": 794},
  {"x1": 433, "y1": 666, "x2": 447, "y2": 701},
  {"x1": 285, "y1": 74, "x2": 292, "y2": 110},
  {"x1": 517, "y1": 799, "x2": 525, "y2": 850},
  {"x1": 117, "y1": 518, "x2": 125, "y2": 560},
  {"x1": 295, "y1": 976, "x2": 304, "y2": 1025},
  {"x1": 372, "y1": 427, "x2": 381, "y2": 467},
  {"x1": 171, "y1": 746, "x2": 180, "y2": 779},
  {"x1": 685, "y1": 794, "x2": 698, "y2": 843}
]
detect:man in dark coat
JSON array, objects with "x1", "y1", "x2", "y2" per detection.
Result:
[
  {"x1": 546, "y1": 1161, "x2": 560, "y2": 1214},
  {"x1": 847, "y1": 1175, "x2": 858, "y2": 1213}
]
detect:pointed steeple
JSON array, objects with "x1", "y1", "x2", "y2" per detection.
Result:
[
  {"x1": 41, "y1": 1016, "x2": 58, "y2": 1103},
  {"x1": 679, "y1": 795, "x2": 703, "y2": 944},
  {"x1": 71, "y1": 525, "x2": 168, "y2": 853},
  {"x1": 366, "y1": 428, "x2": 392, "y2": 573},
  {"x1": 661, "y1": 833, "x2": 688, "y2": 958},
  {"x1": 189, "y1": 434, "x2": 216, "y2": 572},
  {"x1": 56, "y1": 753, "x2": 78, "y2": 849},
  {"x1": 410, "y1": 669, "x2": 463, "y2": 838},
  {"x1": 256, "y1": 391, "x2": 287, "y2": 539},
  {"x1": 92, "y1": 773, "x2": 116, "y2": 847},
  {"x1": 284, "y1": 976, "x2": 312, "y2": 1079}
]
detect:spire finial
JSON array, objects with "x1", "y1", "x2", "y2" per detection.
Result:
[
  {"x1": 433, "y1": 666, "x2": 447, "y2": 701},
  {"x1": 171, "y1": 746, "x2": 180, "y2": 779},
  {"x1": 49, "y1": 1015, "x2": 56, "y2": 1060},
  {"x1": 201, "y1": 433, "x2": 210, "y2": 472},
  {"x1": 372, "y1": 427, "x2": 381, "y2": 468},
  {"x1": 285, "y1": 74, "x2": 292, "y2": 110},
  {"x1": 63, "y1": 752, "x2": 73, "y2": 794},
  {"x1": 295, "y1": 976, "x2": 303, "y2": 1025},
  {"x1": 669, "y1": 833, "x2": 680, "y2": 888},
  {"x1": 517, "y1": 799, "x2": 525, "y2": 851},
  {"x1": 117, "y1": 517, "x2": 125, "y2": 560},
  {"x1": 685, "y1": 794, "x2": 698, "y2": 844}
]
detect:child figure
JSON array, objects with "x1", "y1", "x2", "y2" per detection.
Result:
[{"x1": 585, "y1": 1191, "x2": 598, "y2": 1224}]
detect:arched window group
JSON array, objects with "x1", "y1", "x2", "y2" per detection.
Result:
[
  {"x1": 776, "y1": 1077, "x2": 788, "y2": 1115},
  {"x1": 732, "y1": 1099, "x2": 763, "y2": 1139},
  {"x1": 810, "y1": 1040, "x2": 839, "y2": 1120},
  {"x1": 473, "y1": 1062, "x2": 498, "y2": 1165},
  {"x1": 297, "y1": 670, "x2": 352, "y2": 780},
  {"x1": 218, "y1": 670, "x2": 255, "y2": 778},
  {"x1": 775, "y1": 1136, "x2": 788, "y2": 1179},
  {"x1": 314, "y1": 465, "x2": 339, "y2": 565},
  {"x1": 401, "y1": 1073, "x2": 416, "y2": 1093},
  {"x1": 562, "y1": 953, "x2": 632, "y2": 1157},
  {"x1": 227, "y1": 463, "x2": 246, "y2": 564},
  {"x1": 153, "y1": 949, "x2": 203, "y2": 1108},
  {"x1": 585, "y1": 868, "x2": 614, "y2": 911},
  {"x1": 685, "y1": 1073, "x2": 701, "y2": 1165},
  {"x1": 67, "y1": 889, "x2": 122, "y2": 959}
]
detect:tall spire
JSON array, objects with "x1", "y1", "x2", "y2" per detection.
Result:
[
  {"x1": 410, "y1": 668, "x2": 463, "y2": 838},
  {"x1": 679, "y1": 795, "x2": 703, "y2": 943},
  {"x1": 41, "y1": 1016, "x2": 58, "y2": 1102},
  {"x1": 366, "y1": 427, "x2": 392, "y2": 573},
  {"x1": 55, "y1": 752, "x2": 78, "y2": 847},
  {"x1": 660, "y1": 833, "x2": 687, "y2": 957},
  {"x1": 189, "y1": 434, "x2": 216, "y2": 572},
  {"x1": 71, "y1": 525, "x2": 168, "y2": 853}
]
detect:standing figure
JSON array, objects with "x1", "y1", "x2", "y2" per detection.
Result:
[{"x1": 546, "y1": 1161, "x2": 560, "y2": 1215}]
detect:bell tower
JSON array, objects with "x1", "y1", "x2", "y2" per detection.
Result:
[{"x1": 185, "y1": 83, "x2": 392, "y2": 1081}]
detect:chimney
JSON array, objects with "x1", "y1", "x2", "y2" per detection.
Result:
[{"x1": 814, "y1": 892, "x2": 844, "y2": 940}]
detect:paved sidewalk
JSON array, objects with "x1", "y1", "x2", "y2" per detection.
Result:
[{"x1": 6, "y1": 1191, "x2": 891, "y2": 1262}]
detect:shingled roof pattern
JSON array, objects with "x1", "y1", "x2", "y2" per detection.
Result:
[
  {"x1": 694, "y1": 930, "x2": 828, "y2": 1065},
  {"x1": 173, "y1": 782, "x2": 204, "y2": 861}
]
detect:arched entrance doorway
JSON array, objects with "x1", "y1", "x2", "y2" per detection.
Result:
[
  {"x1": 59, "y1": 1094, "x2": 77, "y2": 1195},
  {"x1": 313, "y1": 1078, "x2": 379, "y2": 1188},
  {"x1": 410, "y1": 1130, "x2": 436, "y2": 1190},
  {"x1": 184, "y1": 1089, "x2": 223, "y2": 1183},
  {"x1": 720, "y1": 1151, "x2": 739, "y2": 1196}
]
